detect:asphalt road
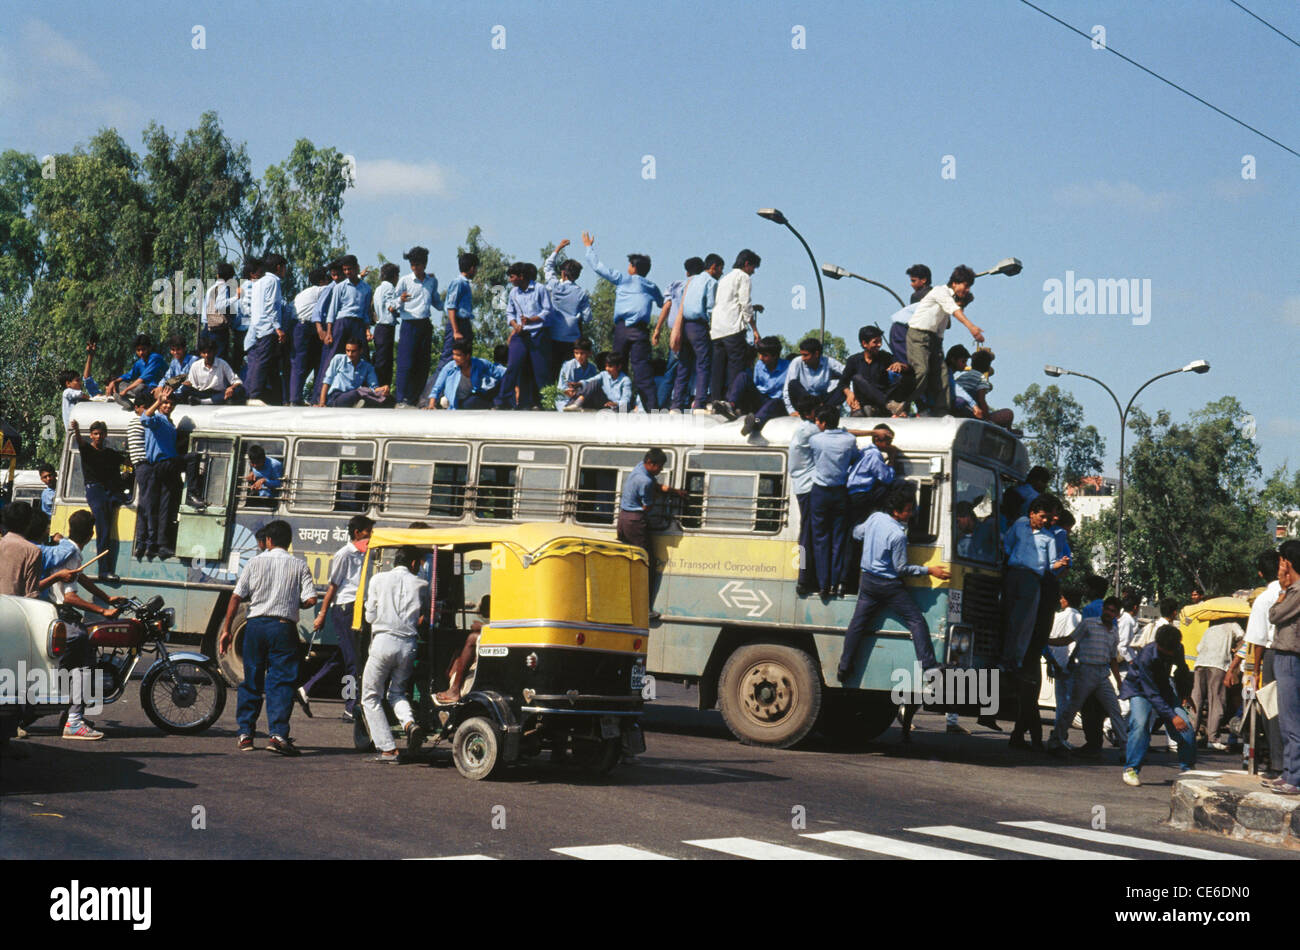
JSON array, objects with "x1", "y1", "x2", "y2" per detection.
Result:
[{"x1": 0, "y1": 682, "x2": 1285, "y2": 861}]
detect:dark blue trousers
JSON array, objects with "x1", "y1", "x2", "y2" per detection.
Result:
[
  {"x1": 84, "y1": 481, "x2": 121, "y2": 577},
  {"x1": 673, "y1": 320, "x2": 711, "y2": 409},
  {"x1": 371, "y1": 323, "x2": 395, "y2": 388},
  {"x1": 205, "y1": 324, "x2": 231, "y2": 362},
  {"x1": 496, "y1": 330, "x2": 550, "y2": 409},
  {"x1": 132, "y1": 462, "x2": 155, "y2": 556},
  {"x1": 236, "y1": 616, "x2": 300, "y2": 739},
  {"x1": 614, "y1": 322, "x2": 656, "y2": 412},
  {"x1": 288, "y1": 322, "x2": 321, "y2": 405},
  {"x1": 809, "y1": 483, "x2": 849, "y2": 592},
  {"x1": 394, "y1": 319, "x2": 432, "y2": 406},
  {"x1": 711, "y1": 330, "x2": 748, "y2": 407},
  {"x1": 796, "y1": 492, "x2": 815, "y2": 591},
  {"x1": 315, "y1": 317, "x2": 369, "y2": 402},
  {"x1": 243, "y1": 332, "x2": 279, "y2": 403},
  {"x1": 840, "y1": 571, "x2": 936, "y2": 678}
]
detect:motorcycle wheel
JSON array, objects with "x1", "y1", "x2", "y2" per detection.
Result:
[{"x1": 141, "y1": 659, "x2": 227, "y2": 734}]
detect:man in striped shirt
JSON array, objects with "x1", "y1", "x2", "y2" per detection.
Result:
[
  {"x1": 126, "y1": 392, "x2": 151, "y2": 559},
  {"x1": 219, "y1": 520, "x2": 317, "y2": 755},
  {"x1": 1046, "y1": 596, "x2": 1128, "y2": 753}
]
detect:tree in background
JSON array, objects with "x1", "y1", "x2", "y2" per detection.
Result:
[
  {"x1": 778, "y1": 330, "x2": 848, "y2": 362},
  {"x1": 1012, "y1": 383, "x2": 1106, "y2": 495},
  {"x1": 1262, "y1": 464, "x2": 1300, "y2": 540}
]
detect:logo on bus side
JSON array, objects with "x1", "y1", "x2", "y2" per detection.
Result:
[{"x1": 718, "y1": 581, "x2": 772, "y2": 618}]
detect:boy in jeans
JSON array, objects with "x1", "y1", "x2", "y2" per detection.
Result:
[{"x1": 1118, "y1": 625, "x2": 1197, "y2": 786}]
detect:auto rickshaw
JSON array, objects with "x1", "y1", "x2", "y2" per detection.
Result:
[
  {"x1": 351, "y1": 524, "x2": 650, "y2": 780},
  {"x1": 1178, "y1": 596, "x2": 1252, "y2": 666}
]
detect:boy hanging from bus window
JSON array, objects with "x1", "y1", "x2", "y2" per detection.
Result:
[
  {"x1": 301, "y1": 514, "x2": 374, "y2": 721},
  {"x1": 360, "y1": 545, "x2": 429, "y2": 762},
  {"x1": 244, "y1": 444, "x2": 283, "y2": 507},
  {"x1": 808, "y1": 405, "x2": 860, "y2": 599},
  {"x1": 617, "y1": 448, "x2": 688, "y2": 566}
]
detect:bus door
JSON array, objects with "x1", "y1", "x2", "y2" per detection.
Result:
[{"x1": 175, "y1": 434, "x2": 239, "y2": 568}]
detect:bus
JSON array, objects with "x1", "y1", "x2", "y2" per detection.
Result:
[{"x1": 55, "y1": 401, "x2": 1028, "y2": 749}]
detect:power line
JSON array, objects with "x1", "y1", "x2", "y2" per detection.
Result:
[
  {"x1": 1227, "y1": 0, "x2": 1300, "y2": 49},
  {"x1": 1017, "y1": 0, "x2": 1299, "y2": 160}
]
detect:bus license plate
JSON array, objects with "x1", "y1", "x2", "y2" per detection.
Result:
[{"x1": 600, "y1": 716, "x2": 620, "y2": 739}]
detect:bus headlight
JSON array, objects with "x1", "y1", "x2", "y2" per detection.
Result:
[{"x1": 946, "y1": 624, "x2": 975, "y2": 666}]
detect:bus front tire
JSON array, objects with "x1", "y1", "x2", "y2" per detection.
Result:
[{"x1": 718, "y1": 643, "x2": 822, "y2": 749}]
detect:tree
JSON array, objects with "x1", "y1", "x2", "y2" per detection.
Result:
[
  {"x1": 1012, "y1": 384, "x2": 1106, "y2": 494},
  {"x1": 0, "y1": 150, "x2": 43, "y2": 302},
  {"x1": 1262, "y1": 465, "x2": 1300, "y2": 539}
]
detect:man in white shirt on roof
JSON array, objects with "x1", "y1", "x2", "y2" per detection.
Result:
[
  {"x1": 360, "y1": 545, "x2": 430, "y2": 763},
  {"x1": 906, "y1": 265, "x2": 984, "y2": 417},
  {"x1": 184, "y1": 336, "x2": 247, "y2": 404},
  {"x1": 710, "y1": 250, "x2": 762, "y2": 408}
]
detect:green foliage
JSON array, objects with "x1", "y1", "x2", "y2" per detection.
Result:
[
  {"x1": 0, "y1": 297, "x2": 64, "y2": 468},
  {"x1": 1262, "y1": 465, "x2": 1300, "y2": 539},
  {"x1": 779, "y1": 330, "x2": 848, "y2": 362},
  {"x1": 456, "y1": 225, "x2": 511, "y2": 360},
  {"x1": 1011, "y1": 383, "x2": 1106, "y2": 495},
  {"x1": 0, "y1": 150, "x2": 43, "y2": 300}
]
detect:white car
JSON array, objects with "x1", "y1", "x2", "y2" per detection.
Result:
[{"x1": 0, "y1": 594, "x2": 67, "y2": 735}]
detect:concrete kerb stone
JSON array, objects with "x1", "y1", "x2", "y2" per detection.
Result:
[{"x1": 1169, "y1": 771, "x2": 1300, "y2": 850}]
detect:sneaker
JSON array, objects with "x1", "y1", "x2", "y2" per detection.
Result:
[
  {"x1": 62, "y1": 723, "x2": 105, "y2": 741},
  {"x1": 1261, "y1": 776, "x2": 1287, "y2": 789},
  {"x1": 404, "y1": 721, "x2": 426, "y2": 754},
  {"x1": 339, "y1": 708, "x2": 354, "y2": 722},
  {"x1": 885, "y1": 400, "x2": 907, "y2": 416},
  {"x1": 1209, "y1": 740, "x2": 1229, "y2": 751},
  {"x1": 1122, "y1": 768, "x2": 1141, "y2": 787},
  {"x1": 266, "y1": 735, "x2": 300, "y2": 757},
  {"x1": 1271, "y1": 782, "x2": 1300, "y2": 796},
  {"x1": 976, "y1": 715, "x2": 1003, "y2": 732},
  {"x1": 1045, "y1": 735, "x2": 1065, "y2": 753},
  {"x1": 740, "y1": 413, "x2": 756, "y2": 436},
  {"x1": 372, "y1": 750, "x2": 399, "y2": 764},
  {"x1": 711, "y1": 401, "x2": 738, "y2": 421},
  {"x1": 393, "y1": 402, "x2": 414, "y2": 411},
  {"x1": 562, "y1": 400, "x2": 584, "y2": 412},
  {"x1": 238, "y1": 735, "x2": 254, "y2": 752},
  {"x1": 295, "y1": 687, "x2": 313, "y2": 718}
]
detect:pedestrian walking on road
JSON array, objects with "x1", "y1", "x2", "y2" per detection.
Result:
[
  {"x1": 219, "y1": 520, "x2": 318, "y2": 756},
  {"x1": 302, "y1": 515, "x2": 373, "y2": 720},
  {"x1": 1046, "y1": 597, "x2": 1128, "y2": 753},
  {"x1": 1118, "y1": 625, "x2": 1197, "y2": 786},
  {"x1": 360, "y1": 545, "x2": 428, "y2": 763}
]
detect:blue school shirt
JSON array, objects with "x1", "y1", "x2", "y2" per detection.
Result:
[
  {"x1": 326, "y1": 279, "x2": 373, "y2": 325},
  {"x1": 789, "y1": 420, "x2": 819, "y2": 496},
  {"x1": 783, "y1": 356, "x2": 845, "y2": 414},
  {"x1": 430, "y1": 358, "x2": 495, "y2": 408},
  {"x1": 681, "y1": 273, "x2": 717, "y2": 323},
  {"x1": 506, "y1": 283, "x2": 553, "y2": 336},
  {"x1": 543, "y1": 252, "x2": 592, "y2": 342},
  {"x1": 141, "y1": 412, "x2": 179, "y2": 462},
  {"x1": 443, "y1": 276, "x2": 474, "y2": 326},
  {"x1": 40, "y1": 538, "x2": 79, "y2": 575},
  {"x1": 394, "y1": 273, "x2": 442, "y2": 321},
  {"x1": 846, "y1": 446, "x2": 896, "y2": 495},
  {"x1": 323, "y1": 355, "x2": 379, "y2": 394},
  {"x1": 168, "y1": 355, "x2": 197, "y2": 378},
  {"x1": 373, "y1": 281, "x2": 400, "y2": 326},
  {"x1": 40, "y1": 487, "x2": 55, "y2": 517},
  {"x1": 1051, "y1": 527, "x2": 1072, "y2": 576},
  {"x1": 251, "y1": 457, "x2": 284, "y2": 497},
  {"x1": 585, "y1": 247, "x2": 663, "y2": 326},
  {"x1": 313, "y1": 282, "x2": 339, "y2": 325},
  {"x1": 809, "y1": 428, "x2": 861, "y2": 487},
  {"x1": 620, "y1": 462, "x2": 659, "y2": 511},
  {"x1": 1002, "y1": 516, "x2": 1056, "y2": 574},
  {"x1": 245, "y1": 273, "x2": 283, "y2": 347},
  {"x1": 555, "y1": 358, "x2": 598, "y2": 410},
  {"x1": 583, "y1": 372, "x2": 632, "y2": 411},
  {"x1": 855, "y1": 511, "x2": 927, "y2": 578},
  {"x1": 753, "y1": 358, "x2": 790, "y2": 399},
  {"x1": 120, "y1": 353, "x2": 168, "y2": 387}
]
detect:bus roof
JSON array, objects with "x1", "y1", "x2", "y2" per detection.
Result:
[{"x1": 69, "y1": 400, "x2": 1025, "y2": 464}]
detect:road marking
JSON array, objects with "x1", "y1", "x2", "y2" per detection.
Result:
[
  {"x1": 683, "y1": 837, "x2": 840, "y2": 860},
  {"x1": 407, "y1": 854, "x2": 497, "y2": 860},
  {"x1": 909, "y1": 825, "x2": 1132, "y2": 860},
  {"x1": 1000, "y1": 821, "x2": 1253, "y2": 860},
  {"x1": 553, "y1": 845, "x2": 675, "y2": 860},
  {"x1": 802, "y1": 830, "x2": 991, "y2": 860}
]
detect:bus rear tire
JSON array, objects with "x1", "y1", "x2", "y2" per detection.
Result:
[
  {"x1": 718, "y1": 643, "x2": 822, "y2": 749},
  {"x1": 216, "y1": 605, "x2": 247, "y2": 687},
  {"x1": 819, "y1": 693, "x2": 899, "y2": 747}
]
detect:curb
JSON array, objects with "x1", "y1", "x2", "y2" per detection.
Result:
[{"x1": 1169, "y1": 770, "x2": 1300, "y2": 850}]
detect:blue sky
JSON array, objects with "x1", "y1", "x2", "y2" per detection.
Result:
[{"x1": 2, "y1": 0, "x2": 1297, "y2": 478}]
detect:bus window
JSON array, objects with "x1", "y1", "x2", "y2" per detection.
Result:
[
  {"x1": 907, "y1": 479, "x2": 940, "y2": 544},
  {"x1": 381, "y1": 442, "x2": 470, "y2": 518},
  {"x1": 236, "y1": 437, "x2": 286, "y2": 509},
  {"x1": 575, "y1": 447, "x2": 675, "y2": 526},
  {"x1": 680, "y1": 450, "x2": 785, "y2": 533},
  {"x1": 290, "y1": 440, "x2": 376, "y2": 514},
  {"x1": 953, "y1": 460, "x2": 1000, "y2": 563},
  {"x1": 63, "y1": 431, "x2": 131, "y2": 503},
  {"x1": 189, "y1": 437, "x2": 234, "y2": 508},
  {"x1": 475, "y1": 445, "x2": 569, "y2": 522}
]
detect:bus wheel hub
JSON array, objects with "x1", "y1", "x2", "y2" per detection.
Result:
[{"x1": 741, "y1": 662, "x2": 794, "y2": 723}]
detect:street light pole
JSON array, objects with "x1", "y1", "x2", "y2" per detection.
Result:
[
  {"x1": 820, "y1": 264, "x2": 905, "y2": 308},
  {"x1": 757, "y1": 209, "x2": 826, "y2": 345},
  {"x1": 1043, "y1": 361, "x2": 1209, "y2": 590}
]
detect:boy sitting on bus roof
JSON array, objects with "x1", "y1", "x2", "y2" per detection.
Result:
[
  {"x1": 106, "y1": 334, "x2": 167, "y2": 410},
  {"x1": 426, "y1": 340, "x2": 497, "y2": 410},
  {"x1": 58, "y1": 340, "x2": 102, "y2": 431},
  {"x1": 318, "y1": 340, "x2": 391, "y2": 408},
  {"x1": 555, "y1": 337, "x2": 599, "y2": 411},
  {"x1": 562, "y1": 352, "x2": 632, "y2": 412}
]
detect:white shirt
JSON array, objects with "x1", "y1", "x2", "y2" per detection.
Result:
[
  {"x1": 1195, "y1": 621, "x2": 1242, "y2": 671},
  {"x1": 1048, "y1": 606, "x2": 1081, "y2": 667},
  {"x1": 186, "y1": 357, "x2": 242, "y2": 392},
  {"x1": 328, "y1": 541, "x2": 366, "y2": 606},
  {"x1": 710, "y1": 268, "x2": 753, "y2": 340},
  {"x1": 1116, "y1": 611, "x2": 1139, "y2": 664},
  {"x1": 61, "y1": 387, "x2": 88, "y2": 430},
  {"x1": 294, "y1": 285, "x2": 325, "y2": 324},
  {"x1": 909, "y1": 285, "x2": 960, "y2": 335},
  {"x1": 234, "y1": 547, "x2": 316, "y2": 621},
  {"x1": 44, "y1": 547, "x2": 81, "y2": 605},
  {"x1": 364, "y1": 567, "x2": 428, "y2": 639},
  {"x1": 1246, "y1": 580, "x2": 1282, "y2": 649}
]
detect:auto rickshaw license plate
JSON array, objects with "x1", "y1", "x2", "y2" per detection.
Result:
[
  {"x1": 600, "y1": 716, "x2": 620, "y2": 739},
  {"x1": 630, "y1": 659, "x2": 645, "y2": 690}
]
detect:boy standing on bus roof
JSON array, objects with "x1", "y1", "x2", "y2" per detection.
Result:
[
  {"x1": 361, "y1": 545, "x2": 429, "y2": 763},
  {"x1": 906, "y1": 265, "x2": 984, "y2": 417},
  {"x1": 582, "y1": 232, "x2": 664, "y2": 413},
  {"x1": 393, "y1": 246, "x2": 443, "y2": 406},
  {"x1": 710, "y1": 250, "x2": 762, "y2": 413},
  {"x1": 303, "y1": 514, "x2": 374, "y2": 721},
  {"x1": 288, "y1": 267, "x2": 330, "y2": 406},
  {"x1": 436, "y1": 252, "x2": 479, "y2": 377},
  {"x1": 618, "y1": 448, "x2": 687, "y2": 561},
  {"x1": 544, "y1": 239, "x2": 592, "y2": 385},
  {"x1": 808, "y1": 405, "x2": 861, "y2": 599},
  {"x1": 371, "y1": 262, "x2": 402, "y2": 390},
  {"x1": 839, "y1": 484, "x2": 950, "y2": 683}
]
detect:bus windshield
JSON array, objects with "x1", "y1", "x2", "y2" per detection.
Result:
[{"x1": 953, "y1": 459, "x2": 1001, "y2": 564}]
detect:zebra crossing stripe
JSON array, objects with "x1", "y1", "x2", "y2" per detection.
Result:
[
  {"x1": 553, "y1": 844, "x2": 676, "y2": 860},
  {"x1": 909, "y1": 825, "x2": 1133, "y2": 860},
  {"x1": 802, "y1": 830, "x2": 992, "y2": 860},
  {"x1": 683, "y1": 837, "x2": 841, "y2": 860},
  {"x1": 408, "y1": 854, "x2": 497, "y2": 860},
  {"x1": 999, "y1": 821, "x2": 1253, "y2": 860}
]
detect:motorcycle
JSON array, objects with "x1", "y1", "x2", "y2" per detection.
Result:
[{"x1": 41, "y1": 595, "x2": 227, "y2": 734}]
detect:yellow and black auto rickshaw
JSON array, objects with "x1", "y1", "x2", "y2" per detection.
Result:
[{"x1": 351, "y1": 524, "x2": 649, "y2": 780}]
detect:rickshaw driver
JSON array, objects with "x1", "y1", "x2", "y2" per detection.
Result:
[
  {"x1": 360, "y1": 545, "x2": 429, "y2": 763},
  {"x1": 435, "y1": 596, "x2": 490, "y2": 705}
]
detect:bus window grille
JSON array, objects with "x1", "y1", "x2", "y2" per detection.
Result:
[{"x1": 962, "y1": 573, "x2": 1003, "y2": 657}]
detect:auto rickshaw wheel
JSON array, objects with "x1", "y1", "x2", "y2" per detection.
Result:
[
  {"x1": 452, "y1": 716, "x2": 503, "y2": 780},
  {"x1": 717, "y1": 643, "x2": 822, "y2": 749}
]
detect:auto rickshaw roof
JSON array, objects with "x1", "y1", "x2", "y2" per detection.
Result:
[
  {"x1": 367, "y1": 523, "x2": 648, "y2": 566},
  {"x1": 1179, "y1": 596, "x2": 1252, "y2": 624}
]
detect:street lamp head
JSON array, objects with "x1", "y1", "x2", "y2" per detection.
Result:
[
  {"x1": 821, "y1": 263, "x2": 848, "y2": 280},
  {"x1": 1183, "y1": 359, "x2": 1210, "y2": 374},
  {"x1": 990, "y1": 257, "x2": 1023, "y2": 277},
  {"x1": 1043, "y1": 365, "x2": 1065, "y2": 377},
  {"x1": 756, "y1": 208, "x2": 788, "y2": 226}
]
